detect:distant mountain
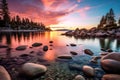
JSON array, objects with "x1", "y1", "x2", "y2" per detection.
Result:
[{"x1": 55, "y1": 29, "x2": 71, "y2": 31}]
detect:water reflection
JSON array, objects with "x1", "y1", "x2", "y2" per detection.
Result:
[{"x1": 0, "y1": 31, "x2": 120, "y2": 60}]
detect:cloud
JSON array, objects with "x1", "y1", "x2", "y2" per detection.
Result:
[
  {"x1": 77, "y1": 6, "x2": 91, "y2": 18},
  {"x1": 8, "y1": 0, "x2": 91, "y2": 26},
  {"x1": 77, "y1": 0, "x2": 81, "y2": 3}
]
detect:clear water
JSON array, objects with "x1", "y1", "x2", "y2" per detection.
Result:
[{"x1": 0, "y1": 31, "x2": 120, "y2": 60}]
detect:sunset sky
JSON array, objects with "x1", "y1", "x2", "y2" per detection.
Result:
[{"x1": 8, "y1": 0, "x2": 120, "y2": 30}]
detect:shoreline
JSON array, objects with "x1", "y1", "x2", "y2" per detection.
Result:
[{"x1": 0, "y1": 30, "x2": 47, "y2": 32}]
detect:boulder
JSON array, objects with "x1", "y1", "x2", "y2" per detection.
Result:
[
  {"x1": 16, "y1": 45, "x2": 27, "y2": 50},
  {"x1": 43, "y1": 45, "x2": 48, "y2": 51},
  {"x1": 70, "y1": 51, "x2": 78, "y2": 55},
  {"x1": 101, "y1": 53, "x2": 120, "y2": 74},
  {"x1": 101, "y1": 53, "x2": 120, "y2": 61},
  {"x1": 32, "y1": 43, "x2": 42, "y2": 47},
  {"x1": 74, "y1": 75, "x2": 85, "y2": 80},
  {"x1": 21, "y1": 63, "x2": 47, "y2": 77},
  {"x1": 102, "y1": 74, "x2": 120, "y2": 80},
  {"x1": 84, "y1": 49, "x2": 94, "y2": 55},
  {"x1": 0, "y1": 66, "x2": 11, "y2": 80},
  {"x1": 82, "y1": 65, "x2": 95, "y2": 77},
  {"x1": 101, "y1": 59, "x2": 120, "y2": 74}
]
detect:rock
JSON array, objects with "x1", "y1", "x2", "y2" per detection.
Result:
[
  {"x1": 32, "y1": 43, "x2": 42, "y2": 47},
  {"x1": 29, "y1": 47, "x2": 33, "y2": 48},
  {"x1": 106, "y1": 49, "x2": 113, "y2": 52},
  {"x1": 49, "y1": 41, "x2": 53, "y2": 43},
  {"x1": 66, "y1": 44, "x2": 69, "y2": 46},
  {"x1": 100, "y1": 52, "x2": 109, "y2": 57},
  {"x1": 101, "y1": 59, "x2": 120, "y2": 74},
  {"x1": 70, "y1": 43, "x2": 76, "y2": 46},
  {"x1": 92, "y1": 56, "x2": 101, "y2": 60},
  {"x1": 0, "y1": 66, "x2": 11, "y2": 80},
  {"x1": 74, "y1": 75, "x2": 85, "y2": 80},
  {"x1": 101, "y1": 52, "x2": 120, "y2": 74},
  {"x1": 101, "y1": 48, "x2": 106, "y2": 51},
  {"x1": 70, "y1": 51, "x2": 78, "y2": 55},
  {"x1": 30, "y1": 51, "x2": 34, "y2": 54},
  {"x1": 45, "y1": 77, "x2": 54, "y2": 80},
  {"x1": 69, "y1": 63, "x2": 82, "y2": 70},
  {"x1": 43, "y1": 45, "x2": 48, "y2": 51},
  {"x1": 16, "y1": 45, "x2": 27, "y2": 50},
  {"x1": 90, "y1": 59, "x2": 97, "y2": 63},
  {"x1": 84, "y1": 49, "x2": 94, "y2": 55},
  {"x1": 101, "y1": 53, "x2": 120, "y2": 61},
  {"x1": 57, "y1": 56, "x2": 72, "y2": 59},
  {"x1": 21, "y1": 63, "x2": 47, "y2": 77},
  {"x1": 82, "y1": 65, "x2": 95, "y2": 77},
  {"x1": 102, "y1": 74, "x2": 120, "y2": 80},
  {"x1": 19, "y1": 54, "x2": 31, "y2": 57},
  {"x1": 90, "y1": 56, "x2": 101, "y2": 63},
  {"x1": 49, "y1": 44, "x2": 53, "y2": 46},
  {"x1": 0, "y1": 45, "x2": 8, "y2": 48}
]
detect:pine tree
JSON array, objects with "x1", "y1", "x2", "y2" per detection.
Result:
[
  {"x1": 118, "y1": 18, "x2": 120, "y2": 26},
  {"x1": 1, "y1": 0, "x2": 10, "y2": 25}
]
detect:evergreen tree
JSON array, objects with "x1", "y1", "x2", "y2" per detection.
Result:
[
  {"x1": 118, "y1": 18, "x2": 120, "y2": 26},
  {"x1": 1, "y1": 0, "x2": 10, "y2": 26}
]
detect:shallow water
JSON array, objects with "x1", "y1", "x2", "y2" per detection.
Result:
[
  {"x1": 0, "y1": 31, "x2": 119, "y2": 80},
  {"x1": 0, "y1": 31, "x2": 120, "y2": 60}
]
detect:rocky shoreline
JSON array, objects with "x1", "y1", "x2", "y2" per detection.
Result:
[
  {"x1": 0, "y1": 42, "x2": 120, "y2": 80},
  {"x1": 62, "y1": 27, "x2": 120, "y2": 38}
]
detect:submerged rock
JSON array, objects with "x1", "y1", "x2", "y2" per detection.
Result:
[
  {"x1": 101, "y1": 48, "x2": 106, "y2": 52},
  {"x1": 21, "y1": 63, "x2": 47, "y2": 77},
  {"x1": 32, "y1": 43, "x2": 42, "y2": 47},
  {"x1": 70, "y1": 43, "x2": 76, "y2": 46},
  {"x1": 49, "y1": 41, "x2": 53, "y2": 43},
  {"x1": 70, "y1": 51, "x2": 78, "y2": 55},
  {"x1": 0, "y1": 45, "x2": 8, "y2": 48},
  {"x1": 16, "y1": 45, "x2": 27, "y2": 50},
  {"x1": 82, "y1": 65, "x2": 95, "y2": 77},
  {"x1": 106, "y1": 49, "x2": 113, "y2": 52},
  {"x1": 102, "y1": 74, "x2": 120, "y2": 80},
  {"x1": 69, "y1": 63, "x2": 82, "y2": 70},
  {"x1": 74, "y1": 75, "x2": 85, "y2": 80},
  {"x1": 0, "y1": 66, "x2": 11, "y2": 80},
  {"x1": 57, "y1": 56, "x2": 72, "y2": 59},
  {"x1": 43, "y1": 45, "x2": 48, "y2": 51},
  {"x1": 84, "y1": 49, "x2": 94, "y2": 55}
]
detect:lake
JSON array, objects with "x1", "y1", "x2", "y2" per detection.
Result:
[
  {"x1": 0, "y1": 31, "x2": 120, "y2": 80},
  {"x1": 0, "y1": 31, "x2": 120, "y2": 60}
]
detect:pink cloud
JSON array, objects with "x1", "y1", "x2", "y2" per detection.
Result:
[
  {"x1": 77, "y1": 6, "x2": 91, "y2": 18},
  {"x1": 8, "y1": 0, "x2": 91, "y2": 26},
  {"x1": 77, "y1": 0, "x2": 81, "y2": 3}
]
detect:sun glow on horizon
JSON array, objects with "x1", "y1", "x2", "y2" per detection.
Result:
[{"x1": 8, "y1": 0, "x2": 120, "y2": 29}]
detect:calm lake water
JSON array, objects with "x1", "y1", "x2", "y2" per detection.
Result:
[{"x1": 0, "y1": 31, "x2": 120, "y2": 61}]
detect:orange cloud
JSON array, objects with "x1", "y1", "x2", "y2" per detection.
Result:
[{"x1": 8, "y1": 0, "x2": 91, "y2": 26}]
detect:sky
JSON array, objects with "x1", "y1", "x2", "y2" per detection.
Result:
[{"x1": 7, "y1": 0, "x2": 120, "y2": 30}]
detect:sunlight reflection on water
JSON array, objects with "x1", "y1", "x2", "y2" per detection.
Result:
[{"x1": 0, "y1": 31, "x2": 120, "y2": 61}]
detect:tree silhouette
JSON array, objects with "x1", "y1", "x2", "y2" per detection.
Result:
[
  {"x1": 1, "y1": 0, "x2": 10, "y2": 26},
  {"x1": 118, "y1": 17, "x2": 120, "y2": 26}
]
